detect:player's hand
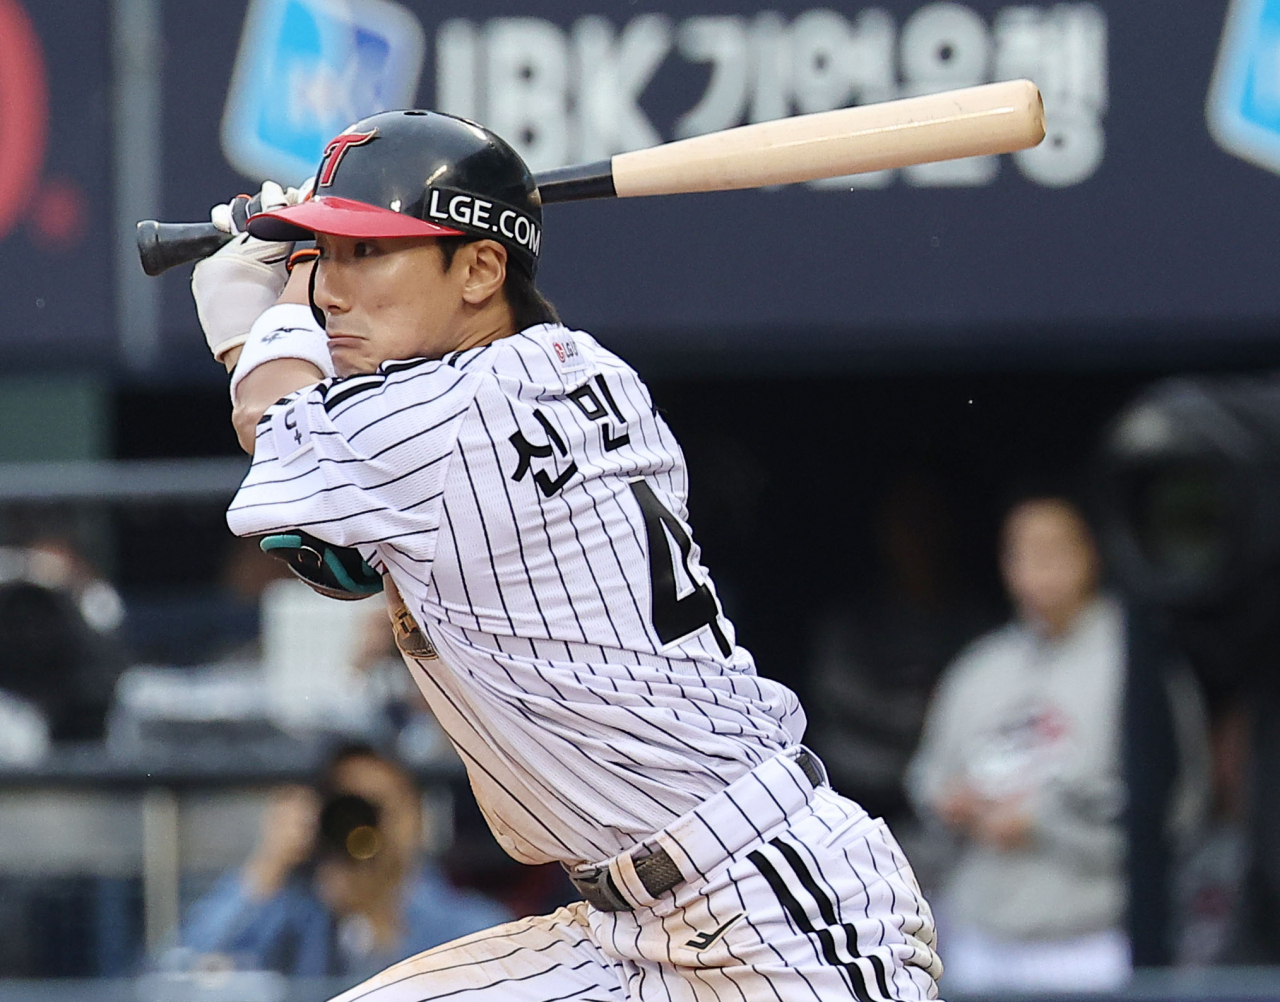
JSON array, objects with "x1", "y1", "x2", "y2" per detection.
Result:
[
  {"x1": 209, "y1": 177, "x2": 314, "y2": 236},
  {"x1": 192, "y1": 180, "x2": 309, "y2": 362},
  {"x1": 242, "y1": 784, "x2": 321, "y2": 899}
]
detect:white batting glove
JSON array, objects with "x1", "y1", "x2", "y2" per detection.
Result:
[
  {"x1": 193, "y1": 180, "x2": 310, "y2": 361},
  {"x1": 210, "y1": 177, "x2": 314, "y2": 235}
]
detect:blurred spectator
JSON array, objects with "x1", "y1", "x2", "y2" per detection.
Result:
[
  {"x1": 344, "y1": 614, "x2": 578, "y2": 919},
  {"x1": 181, "y1": 743, "x2": 511, "y2": 980},
  {"x1": 0, "y1": 540, "x2": 127, "y2": 747},
  {"x1": 907, "y1": 494, "x2": 1209, "y2": 993},
  {"x1": 19, "y1": 536, "x2": 125, "y2": 634},
  {"x1": 806, "y1": 473, "x2": 990, "y2": 827}
]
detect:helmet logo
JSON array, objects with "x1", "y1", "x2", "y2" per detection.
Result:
[{"x1": 317, "y1": 128, "x2": 378, "y2": 187}]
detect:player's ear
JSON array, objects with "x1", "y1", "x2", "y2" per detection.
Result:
[{"x1": 458, "y1": 240, "x2": 507, "y2": 306}]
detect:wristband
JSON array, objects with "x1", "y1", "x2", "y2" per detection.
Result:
[{"x1": 229, "y1": 304, "x2": 335, "y2": 404}]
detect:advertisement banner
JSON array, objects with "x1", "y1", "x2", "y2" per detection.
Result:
[{"x1": 7, "y1": 0, "x2": 1276, "y2": 372}]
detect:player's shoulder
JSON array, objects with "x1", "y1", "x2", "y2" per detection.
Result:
[
  {"x1": 311, "y1": 355, "x2": 479, "y2": 423},
  {"x1": 481, "y1": 323, "x2": 638, "y2": 391},
  {"x1": 255, "y1": 356, "x2": 483, "y2": 463}
]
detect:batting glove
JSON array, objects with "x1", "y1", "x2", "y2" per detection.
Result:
[
  {"x1": 209, "y1": 176, "x2": 314, "y2": 236},
  {"x1": 192, "y1": 180, "x2": 309, "y2": 361}
]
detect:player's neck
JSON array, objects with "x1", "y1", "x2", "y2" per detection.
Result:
[{"x1": 448, "y1": 300, "x2": 518, "y2": 354}]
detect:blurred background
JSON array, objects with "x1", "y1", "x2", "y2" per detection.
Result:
[{"x1": 3, "y1": 0, "x2": 1280, "y2": 999}]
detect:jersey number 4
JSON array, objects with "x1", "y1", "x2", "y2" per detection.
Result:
[{"x1": 629, "y1": 480, "x2": 731, "y2": 657}]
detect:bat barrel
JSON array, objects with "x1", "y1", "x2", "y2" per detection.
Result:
[{"x1": 610, "y1": 79, "x2": 1045, "y2": 198}]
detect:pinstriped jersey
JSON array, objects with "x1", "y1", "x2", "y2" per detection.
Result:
[{"x1": 227, "y1": 322, "x2": 805, "y2": 865}]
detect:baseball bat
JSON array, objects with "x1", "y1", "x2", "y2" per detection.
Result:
[{"x1": 137, "y1": 79, "x2": 1043, "y2": 275}]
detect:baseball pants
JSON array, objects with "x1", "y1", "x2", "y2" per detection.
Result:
[{"x1": 330, "y1": 751, "x2": 943, "y2": 1002}]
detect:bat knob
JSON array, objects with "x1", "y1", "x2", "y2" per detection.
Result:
[{"x1": 136, "y1": 219, "x2": 232, "y2": 276}]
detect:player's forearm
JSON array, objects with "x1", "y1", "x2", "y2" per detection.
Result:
[
  {"x1": 220, "y1": 257, "x2": 316, "y2": 378},
  {"x1": 229, "y1": 260, "x2": 329, "y2": 453},
  {"x1": 231, "y1": 359, "x2": 326, "y2": 453}
]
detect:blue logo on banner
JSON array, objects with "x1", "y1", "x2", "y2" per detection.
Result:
[
  {"x1": 1208, "y1": 0, "x2": 1280, "y2": 175},
  {"x1": 221, "y1": 0, "x2": 424, "y2": 183}
]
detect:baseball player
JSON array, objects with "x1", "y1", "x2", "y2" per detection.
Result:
[{"x1": 193, "y1": 110, "x2": 943, "y2": 1002}]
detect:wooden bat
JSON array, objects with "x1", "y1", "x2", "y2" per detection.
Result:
[
  {"x1": 137, "y1": 79, "x2": 1043, "y2": 274},
  {"x1": 536, "y1": 78, "x2": 1044, "y2": 201}
]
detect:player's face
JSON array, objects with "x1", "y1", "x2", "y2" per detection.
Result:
[{"x1": 312, "y1": 234, "x2": 470, "y2": 376}]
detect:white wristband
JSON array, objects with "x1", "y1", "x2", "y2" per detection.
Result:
[{"x1": 229, "y1": 304, "x2": 335, "y2": 405}]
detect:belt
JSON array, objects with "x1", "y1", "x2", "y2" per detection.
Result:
[{"x1": 567, "y1": 748, "x2": 824, "y2": 912}]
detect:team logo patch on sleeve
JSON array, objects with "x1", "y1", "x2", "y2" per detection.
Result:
[{"x1": 273, "y1": 399, "x2": 314, "y2": 465}]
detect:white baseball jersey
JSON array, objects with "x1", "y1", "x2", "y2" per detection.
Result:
[{"x1": 228, "y1": 322, "x2": 806, "y2": 866}]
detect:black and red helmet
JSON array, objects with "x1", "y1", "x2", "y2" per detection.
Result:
[{"x1": 249, "y1": 110, "x2": 543, "y2": 276}]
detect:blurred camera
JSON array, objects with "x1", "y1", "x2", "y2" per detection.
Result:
[
  {"x1": 317, "y1": 792, "x2": 383, "y2": 861},
  {"x1": 1097, "y1": 372, "x2": 1280, "y2": 685}
]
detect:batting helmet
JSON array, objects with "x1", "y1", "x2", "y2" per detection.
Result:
[{"x1": 248, "y1": 110, "x2": 543, "y2": 276}]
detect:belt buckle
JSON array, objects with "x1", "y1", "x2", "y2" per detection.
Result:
[{"x1": 795, "y1": 748, "x2": 825, "y2": 789}]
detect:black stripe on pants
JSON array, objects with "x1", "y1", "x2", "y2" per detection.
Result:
[{"x1": 748, "y1": 837, "x2": 900, "y2": 1002}]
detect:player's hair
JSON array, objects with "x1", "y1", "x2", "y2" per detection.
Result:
[{"x1": 437, "y1": 235, "x2": 560, "y2": 331}]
